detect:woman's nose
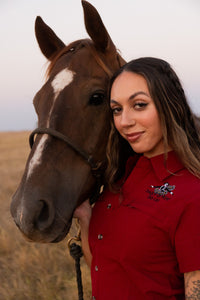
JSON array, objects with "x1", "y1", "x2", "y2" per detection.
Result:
[{"x1": 120, "y1": 110, "x2": 136, "y2": 127}]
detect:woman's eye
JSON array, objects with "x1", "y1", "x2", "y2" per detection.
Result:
[
  {"x1": 134, "y1": 102, "x2": 148, "y2": 109},
  {"x1": 111, "y1": 107, "x2": 122, "y2": 115},
  {"x1": 89, "y1": 93, "x2": 105, "y2": 106}
]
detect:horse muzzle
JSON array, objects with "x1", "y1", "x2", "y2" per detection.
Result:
[{"x1": 10, "y1": 189, "x2": 73, "y2": 243}]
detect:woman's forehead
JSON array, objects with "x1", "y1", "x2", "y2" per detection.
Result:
[{"x1": 110, "y1": 72, "x2": 149, "y2": 100}]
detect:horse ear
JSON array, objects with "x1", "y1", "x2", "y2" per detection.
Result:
[
  {"x1": 35, "y1": 16, "x2": 65, "y2": 60},
  {"x1": 81, "y1": 0, "x2": 116, "y2": 54}
]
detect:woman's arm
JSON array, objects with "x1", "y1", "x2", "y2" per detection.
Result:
[
  {"x1": 73, "y1": 200, "x2": 92, "y2": 268},
  {"x1": 184, "y1": 270, "x2": 200, "y2": 299}
]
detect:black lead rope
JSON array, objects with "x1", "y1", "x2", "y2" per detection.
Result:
[
  {"x1": 69, "y1": 242, "x2": 84, "y2": 300},
  {"x1": 67, "y1": 183, "x2": 103, "y2": 300}
]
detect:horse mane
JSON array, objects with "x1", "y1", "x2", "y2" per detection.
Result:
[{"x1": 46, "y1": 39, "x2": 123, "y2": 79}]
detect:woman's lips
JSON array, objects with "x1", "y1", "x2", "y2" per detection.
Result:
[{"x1": 125, "y1": 131, "x2": 144, "y2": 142}]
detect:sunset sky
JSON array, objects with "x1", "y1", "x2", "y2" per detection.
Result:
[{"x1": 0, "y1": 0, "x2": 200, "y2": 131}]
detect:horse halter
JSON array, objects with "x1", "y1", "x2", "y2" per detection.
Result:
[
  {"x1": 29, "y1": 127, "x2": 103, "y2": 173},
  {"x1": 29, "y1": 127, "x2": 104, "y2": 204}
]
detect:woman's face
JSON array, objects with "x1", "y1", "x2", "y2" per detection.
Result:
[{"x1": 110, "y1": 71, "x2": 164, "y2": 158}]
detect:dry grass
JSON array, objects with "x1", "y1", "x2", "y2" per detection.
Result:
[{"x1": 0, "y1": 131, "x2": 91, "y2": 300}]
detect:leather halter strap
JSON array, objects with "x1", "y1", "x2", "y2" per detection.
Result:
[{"x1": 29, "y1": 127, "x2": 101, "y2": 173}]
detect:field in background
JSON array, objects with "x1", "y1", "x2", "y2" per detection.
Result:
[{"x1": 0, "y1": 131, "x2": 91, "y2": 300}]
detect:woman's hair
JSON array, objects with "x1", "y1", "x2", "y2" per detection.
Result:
[{"x1": 106, "y1": 57, "x2": 200, "y2": 190}]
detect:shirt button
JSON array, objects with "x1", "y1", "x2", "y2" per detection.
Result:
[
  {"x1": 98, "y1": 234, "x2": 103, "y2": 240},
  {"x1": 95, "y1": 265, "x2": 98, "y2": 271},
  {"x1": 107, "y1": 203, "x2": 111, "y2": 209}
]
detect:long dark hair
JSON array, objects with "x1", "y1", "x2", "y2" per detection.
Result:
[{"x1": 106, "y1": 57, "x2": 200, "y2": 190}]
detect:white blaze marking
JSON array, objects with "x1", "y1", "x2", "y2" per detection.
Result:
[
  {"x1": 27, "y1": 135, "x2": 48, "y2": 178},
  {"x1": 26, "y1": 68, "x2": 75, "y2": 179},
  {"x1": 51, "y1": 68, "x2": 75, "y2": 100}
]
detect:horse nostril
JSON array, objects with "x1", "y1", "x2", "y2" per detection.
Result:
[{"x1": 35, "y1": 200, "x2": 55, "y2": 231}]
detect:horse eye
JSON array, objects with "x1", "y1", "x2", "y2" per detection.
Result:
[
  {"x1": 69, "y1": 47, "x2": 75, "y2": 52},
  {"x1": 89, "y1": 93, "x2": 105, "y2": 106}
]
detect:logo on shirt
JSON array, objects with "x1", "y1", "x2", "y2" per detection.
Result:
[
  {"x1": 146, "y1": 182, "x2": 175, "y2": 202},
  {"x1": 151, "y1": 183, "x2": 175, "y2": 196}
]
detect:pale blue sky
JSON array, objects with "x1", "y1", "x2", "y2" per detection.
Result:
[{"x1": 0, "y1": 0, "x2": 200, "y2": 131}]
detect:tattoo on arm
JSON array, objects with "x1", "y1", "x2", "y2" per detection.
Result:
[{"x1": 184, "y1": 271, "x2": 200, "y2": 299}]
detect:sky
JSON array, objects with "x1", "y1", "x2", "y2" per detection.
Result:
[{"x1": 0, "y1": 0, "x2": 200, "y2": 131}]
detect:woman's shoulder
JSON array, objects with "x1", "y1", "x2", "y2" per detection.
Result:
[{"x1": 173, "y1": 167, "x2": 200, "y2": 207}]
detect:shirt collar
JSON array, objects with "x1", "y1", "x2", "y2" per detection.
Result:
[{"x1": 149, "y1": 151, "x2": 185, "y2": 181}]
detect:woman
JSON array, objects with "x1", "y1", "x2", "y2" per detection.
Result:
[{"x1": 75, "y1": 57, "x2": 200, "y2": 299}]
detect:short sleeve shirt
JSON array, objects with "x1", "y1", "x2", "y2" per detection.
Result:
[{"x1": 89, "y1": 151, "x2": 200, "y2": 300}]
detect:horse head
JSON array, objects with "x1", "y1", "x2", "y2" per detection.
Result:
[{"x1": 11, "y1": 1, "x2": 125, "y2": 243}]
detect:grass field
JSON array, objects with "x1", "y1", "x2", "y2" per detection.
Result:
[{"x1": 0, "y1": 131, "x2": 91, "y2": 300}]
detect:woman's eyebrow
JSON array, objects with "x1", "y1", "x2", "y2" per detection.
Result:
[
  {"x1": 110, "y1": 91, "x2": 150, "y2": 105},
  {"x1": 110, "y1": 99, "x2": 119, "y2": 105},
  {"x1": 129, "y1": 91, "x2": 149, "y2": 100}
]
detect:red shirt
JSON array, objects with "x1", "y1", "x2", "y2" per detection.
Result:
[{"x1": 89, "y1": 151, "x2": 200, "y2": 300}]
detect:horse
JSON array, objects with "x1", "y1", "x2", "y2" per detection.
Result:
[{"x1": 10, "y1": 0, "x2": 125, "y2": 243}]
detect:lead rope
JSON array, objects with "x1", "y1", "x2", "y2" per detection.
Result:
[
  {"x1": 67, "y1": 182, "x2": 104, "y2": 300},
  {"x1": 68, "y1": 228, "x2": 84, "y2": 300}
]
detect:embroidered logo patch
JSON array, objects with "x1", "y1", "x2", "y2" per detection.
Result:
[
  {"x1": 151, "y1": 183, "x2": 175, "y2": 196},
  {"x1": 146, "y1": 182, "x2": 175, "y2": 202}
]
